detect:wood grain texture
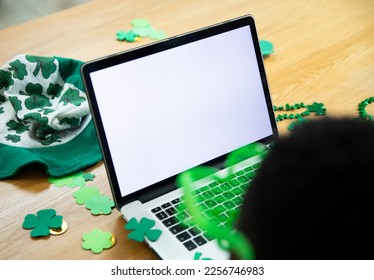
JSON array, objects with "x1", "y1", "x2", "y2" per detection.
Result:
[{"x1": 1, "y1": 0, "x2": 373, "y2": 259}]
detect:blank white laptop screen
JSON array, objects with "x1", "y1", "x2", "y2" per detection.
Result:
[{"x1": 89, "y1": 26, "x2": 273, "y2": 197}]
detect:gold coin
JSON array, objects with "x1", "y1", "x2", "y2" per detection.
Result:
[
  {"x1": 110, "y1": 234, "x2": 116, "y2": 246},
  {"x1": 50, "y1": 220, "x2": 68, "y2": 235}
]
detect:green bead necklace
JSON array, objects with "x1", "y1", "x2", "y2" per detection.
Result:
[
  {"x1": 358, "y1": 97, "x2": 374, "y2": 121},
  {"x1": 273, "y1": 102, "x2": 327, "y2": 130}
]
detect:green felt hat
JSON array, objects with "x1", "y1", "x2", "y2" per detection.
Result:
[{"x1": 0, "y1": 54, "x2": 102, "y2": 179}]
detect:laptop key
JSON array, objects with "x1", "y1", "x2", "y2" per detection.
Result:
[
  {"x1": 151, "y1": 207, "x2": 162, "y2": 213},
  {"x1": 183, "y1": 240, "x2": 197, "y2": 251},
  {"x1": 222, "y1": 191, "x2": 235, "y2": 200},
  {"x1": 176, "y1": 231, "x2": 191, "y2": 242},
  {"x1": 228, "y1": 179, "x2": 240, "y2": 187},
  {"x1": 213, "y1": 194, "x2": 225, "y2": 204},
  {"x1": 170, "y1": 223, "x2": 187, "y2": 235},
  {"x1": 155, "y1": 211, "x2": 168, "y2": 220},
  {"x1": 253, "y1": 162, "x2": 261, "y2": 169},
  {"x1": 246, "y1": 171, "x2": 256, "y2": 179},
  {"x1": 188, "y1": 226, "x2": 201, "y2": 236},
  {"x1": 223, "y1": 201, "x2": 235, "y2": 209},
  {"x1": 171, "y1": 198, "x2": 181, "y2": 204},
  {"x1": 203, "y1": 232, "x2": 215, "y2": 241},
  {"x1": 162, "y1": 216, "x2": 177, "y2": 227},
  {"x1": 211, "y1": 186, "x2": 223, "y2": 195},
  {"x1": 209, "y1": 181, "x2": 219, "y2": 188},
  {"x1": 202, "y1": 190, "x2": 214, "y2": 199},
  {"x1": 244, "y1": 166, "x2": 254, "y2": 172},
  {"x1": 232, "y1": 187, "x2": 243, "y2": 196},
  {"x1": 161, "y1": 202, "x2": 172, "y2": 208},
  {"x1": 193, "y1": 235, "x2": 207, "y2": 246},
  {"x1": 232, "y1": 196, "x2": 243, "y2": 206},
  {"x1": 235, "y1": 170, "x2": 245, "y2": 176},
  {"x1": 237, "y1": 175, "x2": 249, "y2": 184},
  {"x1": 220, "y1": 183, "x2": 231, "y2": 191},
  {"x1": 165, "y1": 207, "x2": 176, "y2": 216},
  {"x1": 204, "y1": 199, "x2": 217, "y2": 208}
]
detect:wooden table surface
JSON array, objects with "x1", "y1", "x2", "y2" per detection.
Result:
[{"x1": 1, "y1": 0, "x2": 373, "y2": 260}]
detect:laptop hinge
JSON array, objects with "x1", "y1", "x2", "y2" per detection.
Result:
[{"x1": 138, "y1": 182, "x2": 178, "y2": 203}]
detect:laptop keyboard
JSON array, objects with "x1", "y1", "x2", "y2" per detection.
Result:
[{"x1": 151, "y1": 162, "x2": 261, "y2": 251}]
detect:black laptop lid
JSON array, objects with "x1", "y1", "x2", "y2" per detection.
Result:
[{"x1": 81, "y1": 15, "x2": 278, "y2": 208}]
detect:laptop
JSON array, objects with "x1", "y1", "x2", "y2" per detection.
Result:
[{"x1": 81, "y1": 14, "x2": 278, "y2": 260}]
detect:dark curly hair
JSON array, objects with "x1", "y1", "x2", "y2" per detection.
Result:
[{"x1": 236, "y1": 117, "x2": 374, "y2": 259}]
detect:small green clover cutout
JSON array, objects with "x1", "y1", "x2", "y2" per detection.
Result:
[
  {"x1": 125, "y1": 217, "x2": 162, "y2": 242},
  {"x1": 130, "y1": 18, "x2": 151, "y2": 28},
  {"x1": 22, "y1": 209, "x2": 63, "y2": 237},
  {"x1": 82, "y1": 228, "x2": 114, "y2": 253},
  {"x1": 306, "y1": 102, "x2": 327, "y2": 116},
  {"x1": 194, "y1": 252, "x2": 213, "y2": 260},
  {"x1": 85, "y1": 194, "x2": 115, "y2": 215},
  {"x1": 116, "y1": 30, "x2": 140, "y2": 42},
  {"x1": 72, "y1": 186, "x2": 100, "y2": 205},
  {"x1": 48, "y1": 171, "x2": 91, "y2": 188}
]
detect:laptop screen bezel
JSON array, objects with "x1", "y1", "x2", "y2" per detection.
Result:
[{"x1": 81, "y1": 14, "x2": 278, "y2": 209}]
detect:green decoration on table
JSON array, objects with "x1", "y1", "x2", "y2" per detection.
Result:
[
  {"x1": 82, "y1": 228, "x2": 114, "y2": 253},
  {"x1": 116, "y1": 18, "x2": 167, "y2": 42},
  {"x1": 125, "y1": 217, "x2": 162, "y2": 242},
  {"x1": 132, "y1": 27, "x2": 152, "y2": 37},
  {"x1": 83, "y1": 172, "x2": 95, "y2": 181},
  {"x1": 259, "y1": 40, "x2": 274, "y2": 56},
  {"x1": 85, "y1": 194, "x2": 115, "y2": 215},
  {"x1": 72, "y1": 186, "x2": 100, "y2": 205},
  {"x1": 194, "y1": 252, "x2": 213, "y2": 260},
  {"x1": 148, "y1": 28, "x2": 167, "y2": 40},
  {"x1": 116, "y1": 30, "x2": 141, "y2": 42},
  {"x1": 273, "y1": 102, "x2": 327, "y2": 130},
  {"x1": 48, "y1": 171, "x2": 93, "y2": 188},
  {"x1": 131, "y1": 18, "x2": 152, "y2": 28},
  {"x1": 358, "y1": 97, "x2": 374, "y2": 121},
  {"x1": 22, "y1": 209, "x2": 63, "y2": 237},
  {"x1": 306, "y1": 102, "x2": 327, "y2": 115}
]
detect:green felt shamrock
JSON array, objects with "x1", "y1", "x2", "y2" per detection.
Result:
[
  {"x1": 117, "y1": 18, "x2": 167, "y2": 43},
  {"x1": 82, "y1": 228, "x2": 114, "y2": 253},
  {"x1": 83, "y1": 172, "x2": 95, "y2": 181},
  {"x1": 130, "y1": 18, "x2": 151, "y2": 28},
  {"x1": 132, "y1": 27, "x2": 151, "y2": 37},
  {"x1": 194, "y1": 252, "x2": 213, "y2": 260},
  {"x1": 259, "y1": 40, "x2": 274, "y2": 56},
  {"x1": 116, "y1": 30, "x2": 140, "y2": 42},
  {"x1": 148, "y1": 28, "x2": 167, "y2": 40},
  {"x1": 125, "y1": 217, "x2": 162, "y2": 242},
  {"x1": 48, "y1": 171, "x2": 93, "y2": 188},
  {"x1": 85, "y1": 194, "x2": 115, "y2": 215},
  {"x1": 22, "y1": 209, "x2": 63, "y2": 237},
  {"x1": 72, "y1": 186, "x2": 100, "y2": 205},
  {"x1": 306, "y1": 102, "x2": 327, "y2": 116}
]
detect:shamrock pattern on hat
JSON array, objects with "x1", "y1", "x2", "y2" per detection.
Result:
[{"x1": 0, "y1": 54, "x2": 90, "y2": 147}]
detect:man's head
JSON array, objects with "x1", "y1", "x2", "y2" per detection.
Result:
[{"x1": 236, "y1": 117, "x2": 374, "y2": 259}]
